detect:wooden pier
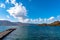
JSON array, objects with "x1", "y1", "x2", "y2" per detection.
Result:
[{"x1": 0, "y1": 28, "x2": 16, "y2": 40}]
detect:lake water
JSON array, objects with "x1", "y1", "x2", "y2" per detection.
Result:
[{"x1": 0, "y1": 26, "x2": 60, "y2": 40}]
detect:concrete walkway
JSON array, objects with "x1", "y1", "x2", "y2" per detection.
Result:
[{"x1": 0, "y1": 28, "x2": 16, "y2": 40}]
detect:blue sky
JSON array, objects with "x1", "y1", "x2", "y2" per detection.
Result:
[
  {"x1": 22, "y1": 0, "x2": 60, "y2": 18},
  {"x1": 0, "y1": 0, "x2": 60, "y2": 24}
]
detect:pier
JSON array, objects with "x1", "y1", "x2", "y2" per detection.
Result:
[{"x1": 0, "y1": 28, "x2": 16, "y2": 40}]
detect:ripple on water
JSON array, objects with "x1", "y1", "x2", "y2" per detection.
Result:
[{"x1": 3, "y1": 26, "x2": 60, "y2": 40}]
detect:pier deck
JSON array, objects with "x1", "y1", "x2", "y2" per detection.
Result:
[{"x1": 0, "y1": 28, "x2": 16, "y2": 40}]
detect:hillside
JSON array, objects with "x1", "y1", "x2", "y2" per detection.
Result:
[
  {"x1": 0, "y1": 20, "x2": 31, "y2": 26},
  {"x1": 38, "y1": 21, "x2": 60, "y2": 26}
]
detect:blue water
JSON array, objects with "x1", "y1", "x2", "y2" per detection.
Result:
[{"x1": 0, "y1": 26, "x2": 60, "y2": 40}]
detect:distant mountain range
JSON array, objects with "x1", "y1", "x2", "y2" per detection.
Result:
[
  {"x1": 0, "y1": 20, "x2": 32, "y2": 26},
  {"x1": 0, "y1": 20, "x2": 60, "y2": 26},
  {"x1": 38, "y1": 21, "x2": 60, "y2": 26}
]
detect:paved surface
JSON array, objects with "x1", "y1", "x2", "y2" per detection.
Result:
[{"x1": 0, "y1": 28, "x2": 16, "y2": 40}]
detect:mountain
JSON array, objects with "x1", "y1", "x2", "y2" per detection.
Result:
[
  {"x1": 0, "y1": 20, "x2": 31, "y2": 26},
  {"x1": 38, "y1": 21, "x2": 60, "y2": 26},
  {"x1": 48, "y1": 21, "x2": 60, "y2": 26},
  {"x1": 0, "y1": 20, "x2": 60, "y2": 26},
  {"x1": 38, "y1": 23, "x2": 47, "y2": 26}
]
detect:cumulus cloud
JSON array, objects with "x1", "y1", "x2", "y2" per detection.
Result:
[
  {"x1": 0, "y1": 0, "x2": 60, "y2": 24},
  {"x1": 7, "y1": 3, "x2": 27, "y2": 18},
  {"x1": 0, "y1": 3, "x2": 5, "y2": 8},
  {"x1": 4, "y1": 1, "x2": 60, "y2": 24},
  {"x1": 6, "y1": 0, "x2": 59, "y2": 24},
  {"x1": 5, "y1": 0, "x2": 16, "y2": 4},
  {"x1": 48, "y1": 17, "x2": 54, "y2": 21},
  {"x1": 5, "y1": 0, "x2": 10, "y2": 3},
  {"x1": 6, "y1": 0, "x2": 27, "y2": 23},
  {"x1": 10, "y1": 0, "x2": 16, "y2": 5}
]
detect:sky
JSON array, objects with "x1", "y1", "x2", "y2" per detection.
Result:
[{"x1": 0, "y1": 0, "x2": 60, "y2": 24}]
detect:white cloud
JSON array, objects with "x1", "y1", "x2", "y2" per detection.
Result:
[
  {"x1": 0, "y1": 3, "x2": 5, "y2": 8},
  {"x1": 0, "y1": 19, "x2": 5, "y2": 20},
  {"x1": 23, "y1": 18, "x2": 29, "y2": 23},
  {"x1": 48, "y1": 16, "x2": 54, "y2": 21},
  {"x1": 1, "y1": 0, "x2": 60, "y2": 24},
  {"x1": 45, "y1": 17, "x2": 54, "y2": 23},
  {"x1": 6, "y1": 0, "x2": 53, "y2": 24},
  {"x1": 39, "y1": 18, "x2": 43, "y2": 22},
  {"x1": 21, "y1": 18, "x2": 43, "y2": 24},
  {"x1": 5, "y1": 0, "x2": 16, "y2": 4},
  {"x1": 7, "y1": 3, "x2": 27, "y2": 18},
  {"x1": 5, "y1": 0, "x2": 10, "y2": 3},
  {"x1": 44, "y1": 18, "x2": 47, "y2": 23},
  {"x1": 31, "y1": 19, "x2": 39, "y2": 23},
  {"x1": 10, "y1": 0, "x2": 16, "y2": 5},
  {"x1": 7, "y1": 0, "x2": 27, "y2": 23}
]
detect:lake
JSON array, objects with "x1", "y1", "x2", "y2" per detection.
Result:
[{"x1": 0, "y1": 26, "x2": 60, "y2": 40}]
